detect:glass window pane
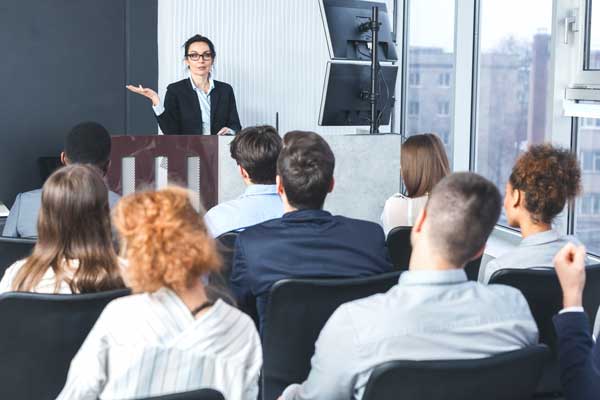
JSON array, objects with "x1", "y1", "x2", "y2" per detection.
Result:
[
  {"x1": 586, "y1": 0, "x2": 600, "y2": 70},
  {"x1": 474, "y1": 0, "x2": 553, "y2": 226},
  {"x1": 404, "y1": 0, "x2": 455, "y2": 167},
  {"x1": 577, "y1": 118, "x2": 600, "y2": 255}
]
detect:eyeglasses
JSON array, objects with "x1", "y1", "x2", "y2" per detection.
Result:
[{"x1": 186, "y1": 52, "x2": 213, "y2": 61}]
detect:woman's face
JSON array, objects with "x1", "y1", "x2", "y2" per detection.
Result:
[
  {"x1": 185, "y1": 41, "x2": 214, "y2": 77},
  {"x1": 504, "y1": 182, "x2": 520, "y2": 228}
]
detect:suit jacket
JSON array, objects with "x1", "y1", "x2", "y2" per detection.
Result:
[
  {"x1": 2, "y1": 189, "x2": 121, "y2": 238},
  {"x1": 157, "y1": 78, "x2": 241, "y2": 135},
  {"x1": 553, "y1": 311, "x2": 600, "y2": 400},
  {"x1": 231, "y1": 209, "x2": 393, "y2": 331}
]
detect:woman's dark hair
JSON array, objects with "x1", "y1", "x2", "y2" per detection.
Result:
[
  {"x1": 401, "y1": 133, "x2": 450, "y2": 197},
  {"x1": 13, "y1": 165, "x2": 124, "y2": 293},
  {"x1": 509, "y1": 144, "x2": 582, "y2": 225},
  {"x1": 230, "y1": 125, "x2": 282, "y2": 184},
  {"x1": 276, "y1": 131, "x2": 335, "y2": 210},
  {"x1": 184, "y1": 34, "x2": 216, "y2": 59}
]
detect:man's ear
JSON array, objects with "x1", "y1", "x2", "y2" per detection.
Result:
[
  {"x1": 470, "y1": 246, "x2": 485, "y2": 262},
  {"x1": 238, "y1": 165, "x2": 250, "y2": 180},
  {"x1": 413, "y1": 207, "x2": 427, "y2": 233},
  {"x1": 328, "y1": 177, "x2": 335, "y2": 193},
  {"x1": 276, "y1": 175, "x2": 285, "y2": 196},
  {"x1": 60, "y1": 152, "x2": 68, "y2": 165}
]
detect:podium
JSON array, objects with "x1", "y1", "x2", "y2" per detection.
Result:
[{"x1": 107, "y1": 135, "x2": 219, "y2": 210}]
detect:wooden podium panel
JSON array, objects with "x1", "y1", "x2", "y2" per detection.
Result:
[{"x1": 107, "y1": 135, "x2": 218, "y2": 210}]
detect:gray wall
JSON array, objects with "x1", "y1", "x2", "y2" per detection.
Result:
[{"x1": 0, "y1": 0, "x2": 157, "y2": 207}]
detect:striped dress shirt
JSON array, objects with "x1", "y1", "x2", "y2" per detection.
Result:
[{"x1": 56, "y1": 288, "x2": 262, "y2": 400}]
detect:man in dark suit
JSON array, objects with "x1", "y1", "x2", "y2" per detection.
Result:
[
  {"x1": 231, "y1": 130, "x2": 392, "y2": 330},
  {"x1": 553, "y1": 242, "x2": 600, "y2": 400}
]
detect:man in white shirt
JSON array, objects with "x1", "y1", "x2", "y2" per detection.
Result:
[
  {"x1": 281, "y1": 172, "x2": 539, "y2": 400},
  {"x1": 205, "y1": 125, "x2": 284, "y2": 237}
]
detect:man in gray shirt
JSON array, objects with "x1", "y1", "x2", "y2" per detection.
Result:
[
  {"x1": 280, "y1": 172, "x2": 539, "y2": 400},
  {"x1": 3, "y1": 122, "x2": 120, "y2": 238}
]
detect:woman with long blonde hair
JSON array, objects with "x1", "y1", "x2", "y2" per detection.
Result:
[{"x1": 0, "y1": 164, "x2": 123, "y2": 293}]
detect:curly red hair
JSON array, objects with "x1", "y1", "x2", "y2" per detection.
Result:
[
  {"x1": 113, "y1": 187, "x2": 221, "y2": 293},
  {"x1": 510, "y1": 144, "x2": 581, "y2": 225}
]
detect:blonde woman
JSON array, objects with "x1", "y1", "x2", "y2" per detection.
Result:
[{"x1": 57, "y1": 187, "x2": 261, "y2": 400}]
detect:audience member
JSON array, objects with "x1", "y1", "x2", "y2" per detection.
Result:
[
  {"x1": 479, "y1": 144, "x2": 584, "y2": 283},
  {"x1": 205, "y1": 125, "x2": 284, "y2": 237},
  {"x1": 0, "y1": 165, "x2": 124, "y2": 294},
  {"x1": 3, "y1": 121, "x2": 120, "y2": 238},
  {"x1": 553, "y1": 243, "x2": 599, "y2": 400},
  {"x1": 381, "y1": 133, "x2": 449, "y2": 236},
  {"x1": 231, "y1": 131, "x2": 392, "y2": 330},
  {"x1": 280, "y1": 172, "x2": 538, "y2": 400},
  {"x1": 56, "y1": 187, "x2": 261, "y2": 400}
]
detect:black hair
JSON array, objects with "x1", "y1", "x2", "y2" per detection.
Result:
[
  {"x1": 276, "y1": 131, "x2": 335, "y2": 210},
  {"x1": 184, "y1": 34, "x2": 216, "y2": 60},
  {"x1": 64, "y1": 122, "x2": 112, "y2": 174},
  {"x1": 230, "y1": 126, "x2": 282, "y2": 184}
]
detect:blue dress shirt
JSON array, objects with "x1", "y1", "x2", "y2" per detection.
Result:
[{"x1": 204, "y1": 184, "x2": 283, "y2": 238}]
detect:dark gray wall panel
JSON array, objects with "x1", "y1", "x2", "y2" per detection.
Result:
[{"x1": 0, "y1": 0, "x2": 157, "y2": 207}]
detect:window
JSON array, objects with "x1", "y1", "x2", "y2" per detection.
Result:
[
  {"x1": 437, "y1": 101, "x2": 450, "y2": 116},
  {"x1": 409, "y1": 72, "x2": 421, "y2": 86},
  {"x1": 474, "y1": 0, "x2": 553, "y2": 226},
  {"x1": 575, "y1": 117, "x2": 600, "y2": 254},
  {"x1": 585, "y1": 0, "x2": 600, "y2": 70},
  {"x1": 438, "y1": 72, "x2": 451, "y2": 87},
  {"x1": 404, "y1": 0, "x2": 455, "y2": 166},
  {"x1": 408, "y1": 101, "x2": 420, "y2": 116}
]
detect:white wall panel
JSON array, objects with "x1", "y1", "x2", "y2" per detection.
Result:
[{"x1": 157, "y1": 0, "x2": 395, "y2": 135}]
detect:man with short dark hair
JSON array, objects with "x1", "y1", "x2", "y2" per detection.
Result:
[
  {"x1": 231, "y1": 131, "x2": 392, "y2": 330},
  {"x1": 280, "y1": 172, "x2": 538, "y2": 400},
  {"x1": 3, "y1": 122, "x2": 119, "y2": 238},
  {"x1": 204, "y1": 125, "x2": 284, "y2": 237}
]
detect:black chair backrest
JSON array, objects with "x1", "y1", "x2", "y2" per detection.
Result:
[
  {"x1": 385, "y1": 226, "x2": 482, "y2": 280},
  {"x1": 261, "y1": 272, "x2": 401, "y2": 400},
  {"x1": 362, "y1": 344, "x2": 550, "y2": 400},
  {"x1": 489, "y1": 264, "x2": 600, "y2": 394},
  {"x1": 134, "y1": 389, "x2": 225, "y2": 400},
  {"x1": 0, "y1": 289, "x2": 130, "y2": 400},
  {"x1": 210, "y1": 231, "x2": 239, "y2": 288},
  {"x1": 386, "y1": 226, "x2": 412, "y2": 269},
  {"x1": 0, "y1": 236, "x2": 36, "y2": 275}
]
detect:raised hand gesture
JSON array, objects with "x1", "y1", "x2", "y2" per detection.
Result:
[{"x1": 126, "y1": 84, "x2": 160, "y2": 107}]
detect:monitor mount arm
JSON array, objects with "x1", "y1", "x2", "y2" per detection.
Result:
[{"x1": 359, "y1": 6, "x2": 381, "y2": 134}]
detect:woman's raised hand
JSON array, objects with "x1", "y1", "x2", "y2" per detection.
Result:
[{"x1": 126, "y1": 84, "x2": 160, "y2": 107}]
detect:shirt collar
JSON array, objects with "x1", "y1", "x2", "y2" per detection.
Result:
[
  {"x1": 189, "y1": 76, "x2": 214, "y2": 94},
  {"x1": 241, "y1": 184, "x2": 278, "y2": 197},
  {"x1": 398, "y1": 269, "x2": 468, "y2": 286},
  {"x1": 520, "y1": 229, "x2": 561, "y2": 247},
  {"x1": 282, "y1": 209, "x2": 332, "y2": 219}
]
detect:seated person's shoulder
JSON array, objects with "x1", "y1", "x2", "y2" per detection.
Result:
[
  {"x1": 334, "y1": 214, "x2": 385, "y2": 234},
  {"x1": 19, "y1": 188, "x2": 43, "y2": 203},
  {"x1": 477, "y1": 280, "x2": 530, "y2": 309}
]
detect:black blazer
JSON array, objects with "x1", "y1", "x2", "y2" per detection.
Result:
[
  {"x1": 230, "y1": 209, "x2": 393, "y2": 331},
  {"x1": 553, "y1": 311, "x2": 600, "y2": 400},
  {"x1": 156, "y1": 78, "x2": 241, "y2": 135}
]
